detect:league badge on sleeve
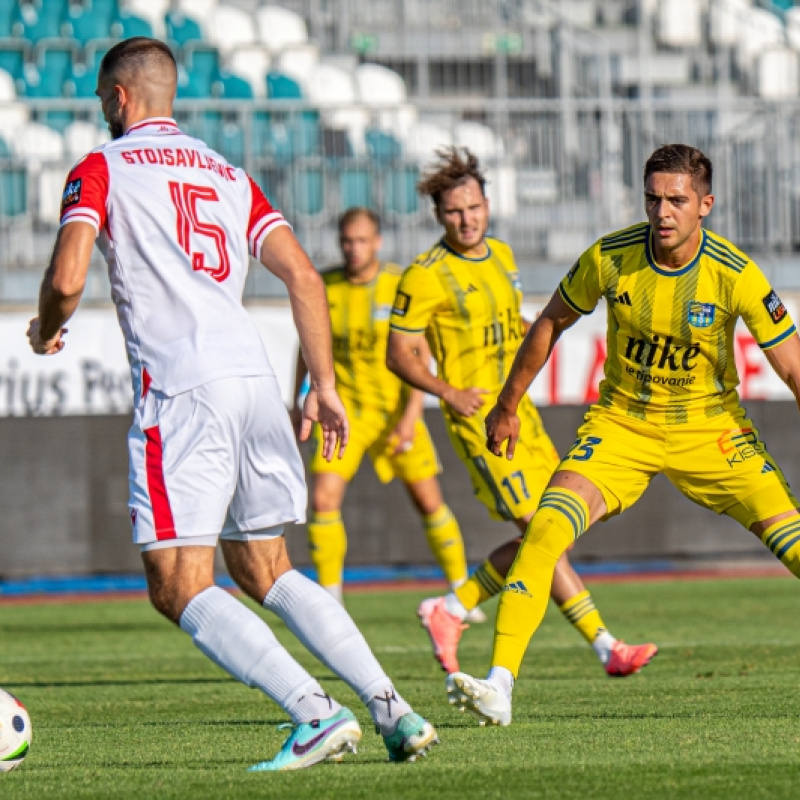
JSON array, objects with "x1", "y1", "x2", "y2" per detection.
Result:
[
  {"x1": 762, "y1": 289, "x2": 787, "y2": 324},
  {"x1": 392, "y1": 291, "x2": 411, "y2": 317},
  {"x1": 687, "y1": 301, "x2": 716, "y2": 328},
  {"x1": 61, "y1": 178, "x2": 82, "y2": 212}
]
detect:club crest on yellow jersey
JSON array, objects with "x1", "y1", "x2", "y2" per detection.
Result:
[{"x1": 687, "y1": 301, "x2": 716, "y2": 328}]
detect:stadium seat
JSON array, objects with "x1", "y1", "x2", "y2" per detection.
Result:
[
  {"x1": 176, "y1": 66, "x2": 213, "y2": 99},
  {"x1": 12, "y1": 121, "x2": 64, "y2": 167},
  {"x1": 254, "y1": 5, "x2": 308, "y2": 52},
  {"x1": 0, "y1": 65, "x2": 14, "y2": 100},
  {"x1": 338, "y1": 165, "x2": 372, "y2": 209},
  {"x1": 184, "y1": 43, "x2": 220, "y2": 84},
  {"x1": 227, "y1": 46, "x2": 271, "y2": 98},
  {"x1": 125, "y1": 0, "x2": 168, "y2": 37},
  {"x1": 656, "y1": 0, "x2": 702, "y2": 48},
  {"x1": 175, "y1": 0, "x2": 217, "y2": 32},
  {"x1": 12, "y1": 1, "x2": 63, "y2": 41},
  {"x1": 66, "y1": 41, "x2": 113, "y2": 97},
  {"x1": 365, "y1": 128, "x2": 402, "y2": 166},
  {"x1": 63, "y1": 119, "x2": 108, "y2": 160},
  {"x1": 33, "y1": 41, "x2": 76, "y2": 94},
  {"x1": 273, "y1": 43, "x2": 318, "y2": 94},
  {"x1": 709, "y1": 0, "x2": 749, "y2": 48},
  {"x1": 0, "y1": 161, "x2": 28, "y2": 218},
  {"x1": 737, "y1": 9, "x2": 785, "y2": 70},
  {"x1": 354, "y1": 63, "x2": 407, "y2": 104},
  {"x1": 287, "y1": 164, "x2": 324, "y2": 217},
  {"x1": 306, "y1": 62, "x2": 357, "y2": 106},
  {"x1": 215, "y1": 70, "x2": 254, "y2": 99},
  {"x1": 402, "y1": 120, "x2": 453, "y2": 160},
  {"x1": 756, "y1": 47, "x2": 799, "y2": 98},
  {"x1": 266, "y1": 69, "x2": 302, "y2": 99},
  {"x1": 0, "y1": 101, "x2": 29, "y2": 142},
  {"x1": 453, "y1": 120, "x2": 505, "y2": 160},
  {"x1": 112, "y1": 11, "x2": 153, "y2": 39},
  {"x1": 164, "y1": 11, "x2": 203, "y2": 46},
  {"x1": 383, "y1": 165, "x2": 419, "y2": 216},
  {"x1": 0, "y1": 41, "x2": 28, "y2": 86},
  {"x1": 64, "y1": 5, "x2": 113, "y2": 44},
  {"x1": 206, "y1": 5, "x2": 255, "y2": 54},
  {"x1": 217, "y1": 121, "x2": 245, "y2": 164},
  {"x1": 0, "y1": 0, "x2": 14, "y2": 37}
]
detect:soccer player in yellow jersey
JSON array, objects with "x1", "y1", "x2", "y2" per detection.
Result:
[
  {"x1": 386, "y1": 147, "x2": 656, "y2": 677},
  {"x1": 292, "y1": 207, "x2": 477, "y2": 612},
  {"x1": 446, "y1": 143, "x2": 800, "y2": 726}
]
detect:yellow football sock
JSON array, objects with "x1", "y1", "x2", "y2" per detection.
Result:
[
  {"x1": 559, "y1": 590, "x2": 608, "y2": 644},
  {"x1": 454, "y1": 559, "x2": 505, "y2": 610},
  {"x1": 423, "y1": 504, "x2": 468, "y2": 588},
  {"x1": 492, "y1": 488, "x2": 589, "y2": 677},
  {"x1": 307, "y1": 510, "x2": 347, "y2": 589},
  {"x1": 759, "y1": 516, "x2": 800, "y2": 577}
]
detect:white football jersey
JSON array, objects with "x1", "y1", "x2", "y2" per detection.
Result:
[{"x1": 60, "y1": 117, "x2": 288, "y2": 398}]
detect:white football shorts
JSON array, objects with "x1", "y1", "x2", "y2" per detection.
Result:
[{"x1": 128, "y1": 374, "x2": 307, "y2": 549}]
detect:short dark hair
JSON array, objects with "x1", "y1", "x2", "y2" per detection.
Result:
[
  {"x1": 417, "y1": 146, "x2": 487, "y2": 209},
  {"x1": 644, "y1": 144, "x2": 713, "y2": 196},
  {"x1": 338, "y1": 207, "x2": 381, "y2": 234},
  {"x1": 99, "y1": 37, "x2": 176, "y2": 81}
]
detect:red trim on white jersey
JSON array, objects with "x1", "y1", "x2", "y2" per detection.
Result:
[
  {"x1": 60, "y1": 152, "x2": 109, "y2": 233},
  {"x1": 144, "y1": 425, "x2": 177, "y2": 540},
  {"x1": 125, "y1": 118, "x2": 180, "y2": 135},
  {"x1": 247, "y1": 176, "x2": 290, "y2": 258}
]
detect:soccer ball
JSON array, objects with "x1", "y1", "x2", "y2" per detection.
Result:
[{"x1": 0, "y1": 689, "x2": 32, "y2": 773}]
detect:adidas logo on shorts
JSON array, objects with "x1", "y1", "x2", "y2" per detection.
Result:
[{"x1": 502, "y1": 580, "x2": 532, "y2": 597}]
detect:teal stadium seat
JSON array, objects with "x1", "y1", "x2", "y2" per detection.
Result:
[
  {"x1": 165, "y1": 11, "x2": 203, "y2": 46},
  {"x1": 65, "y1": 44, "x2": 110, "y2": 97},
  {"x1": 365, "y1": 128, "x2": 402, "y2": 166},
  {"x1": 64, "y1": 3, "x2": 114, "y2": 44},
  {"x1": 383, "y1": 165, "x2": 419, "y2": 216},
  {"x1": 185, "y1": 45, "x2": 220, "y2": 85},
  {"x1": 266, "y1": 70, "x2": 302, "y2": 100},
  {"x1": 288, "y1": 166, "x2": 324, "y2": 217},
  {"x1": 177, "y1": 68, "x2": 212, "y2": 99},
  {"x1": 0, "y1": 137, "x2": 28, "y2": 217},
  {"x1": 339, "y1": 166, "x2": 373, "y2": 209},
  {"x1": 12, "y1": 0, "x2": 64, "y2": 41},
  {"x1": 216, "y1": 71, "x2": 253, "y2": 99},
  {"x1": 0, "y1": 0, "x2": 14, "y2": 37},
  {"x1": 112, "y1": 11, "x2": 153, "y2": 39},
  {"x1": 0, "y1": 42, "x2": 28, "y2": 85}
]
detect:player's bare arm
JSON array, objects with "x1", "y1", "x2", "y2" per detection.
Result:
[
  {"x1": 486, "y1": 290, "x2": 580, "y2": 459},
  {"x1": 386, "y1": 329, "x2": 489, "y2": 417},
  {"x1": 260, "y1": 225, "x2": 348, "y2": 460},
  {"x1": 763, "y1": 333, "x2": 800, "y2": 412},
  {"x1": 27, "y1": 221, "x2": 95, "y2": 355}
]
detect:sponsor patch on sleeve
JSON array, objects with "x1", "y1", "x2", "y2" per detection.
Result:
[
  {"x1": 565, "y1": 260, "x2": 579, "y2": 283},
  {"x1": 61, "y1": 178, "x2": 82, "y2": 213},
  {"x1": 762, "y1": 289, "x2": 787, "y2": 324},
  {"x1": 392, "y1": 291, "x2": 411, "y2": 317}
]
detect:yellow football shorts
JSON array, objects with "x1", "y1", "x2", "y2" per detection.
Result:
[
  {"x1": 446, "y1": 396, "x2": 560, "y2": 521},
  {"x1": 310, "y1": 405, "x2": 441, "y2": 485},
  {"x1": 555, "y1": 405, "x2": 798, "y2": 529}
]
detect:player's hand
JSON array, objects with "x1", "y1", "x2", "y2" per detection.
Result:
[
  {"x1": 389, "y1": 417, "x2": 415, "y2": 455},
  {"x1": 485, "y1": 402, "x2": 520, "y2": 460},
  {"x1": 27, "y1": 317, "x2": 67, "y2": 355},
  {"x1": 443, "y1": 386, "x2": 489, "y2": 417},
  {"x1": 300, "y1": 385, "x2": 349, "y2": 461}
]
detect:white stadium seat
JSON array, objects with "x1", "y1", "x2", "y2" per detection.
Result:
[
  {"x1": 757, "y1": 47, "x2": 799, "y2": 99},
  {"x1": 254, "y1": 5, "x2": 308, "y2": 51},
  {"x1": 176, "y1": 0, "x2": 219, "y2": 32},
  {"x1": 206, "y1": 5, "x2": 256, "y2": 54},
  {"x1": 227, "y1": 46, "x2": 271, "y2": 98},
  {"x1": 274, "y1": 43, "x2": 320, "y2": 93},
  {"x1": 657, "y1": 0, "x2": 702, "y2": 48},
  {"x1": 354, "y1": 63, "x2": 407, "y2": 104},
  {"x1": 453, "y1": 120, "x2": 505, "y2": 160},
  {"x1": 123, "y1": 0, "x2": 170, "y2": 37},
  {"x1": 737, "y1": 8, "x2": 784, "y2": 69},
  {"x1": 305, "y1": 62, "x2": 357, "y2": 105},
  {"x1": 403, "y1": 120, "x2": 453, "y2": 160},
  {"x1": 63, "y1": 121, "x2": 110, "y2": 162},
  {"x1": 709, "y1": 0, "x2": 751, "y2": 48},
  {"x1": 0, "y1": 67, "x2": 15, "y2": 102},
  {"x1": 12, "y1": 122, "x2": 64, "y2": 167}
]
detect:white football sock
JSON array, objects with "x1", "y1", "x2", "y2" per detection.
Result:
[
  {"x1": 591, "y1": 630, "x2": 618, "y2": 664},
  {"x1": 179, "y1": 586, "x2": 340, "y2": 724},
  {"x1": 323, "y1": 583, "x2": 344, "y2": 605},
  {"x1": 264, "y1": 570, "x2": 412, "y2": 733},
  {"x1": 443, "y1": 591, "x2": 469, "y2": 620},
  {"x1": 487, "y1": 666, "x2": 515, "y2": 700}
]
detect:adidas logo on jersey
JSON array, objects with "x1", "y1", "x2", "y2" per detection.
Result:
[
  {"x1": 503, "y1": 580, "x2": 532, "y2": 597},
  {"x1": 761, "y1": 462, "x2": 775, "y2": 473},
  {"x1": 614, "y1": 291, "x2": 632, "y2": 306}
]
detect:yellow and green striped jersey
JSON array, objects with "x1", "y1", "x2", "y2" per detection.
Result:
[
  {"x1": 323, "y1": 261, "x2": 408, "y2": 419},
  {"x1": 389, "y1": 237, "x2": 525, "y2": 396},
  {"x1": 559, "y1": 222, "x2": 797, "y2": 424}
]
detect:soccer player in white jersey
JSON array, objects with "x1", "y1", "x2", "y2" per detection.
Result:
[{"x1": 26, "y1": 37, "x2": 437, "y2": 770}]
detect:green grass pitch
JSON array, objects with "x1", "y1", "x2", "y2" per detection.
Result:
[{"x1": 2, "y1": 576, "x2": 800, "y2": 799}]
